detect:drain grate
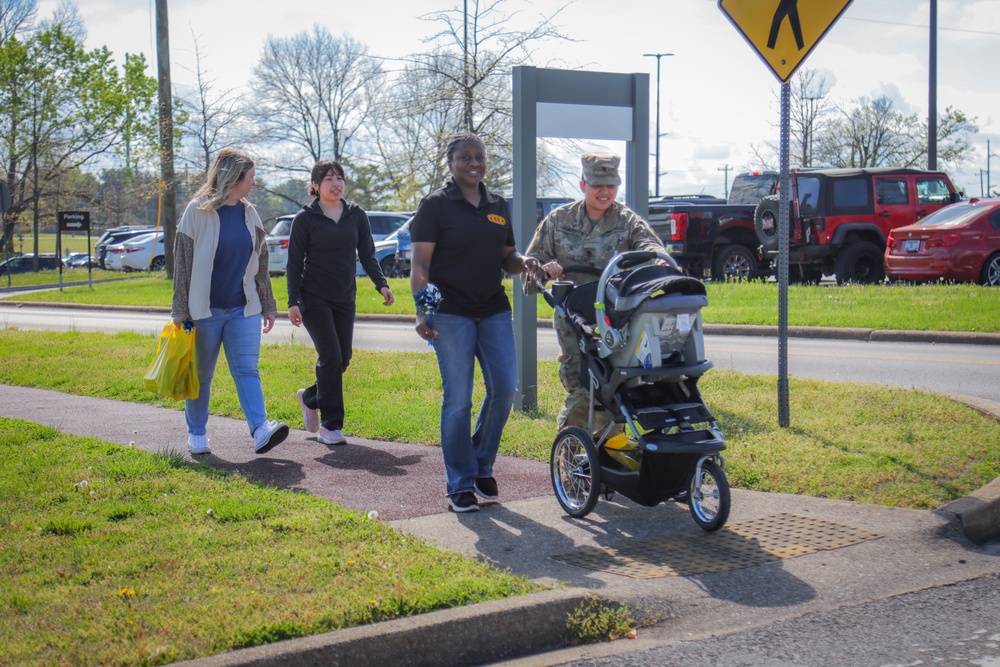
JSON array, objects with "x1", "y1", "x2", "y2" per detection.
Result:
[{"x1": 551, "y1": 512, "x2": 883, "y2": 579}]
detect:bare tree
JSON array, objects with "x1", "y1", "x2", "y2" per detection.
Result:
[
  {"x1": 0, "y1": 0, "x2": 36, "y2": 44},
  {"x1": 250, "y1": 26, "x2": 383, "y2": 175},
  {"x1": 177, "y1": 31, "x2": 247, "y2": 174},
  {"x1": 789, "y1": 69, "x2": 833, "y2": 168}
]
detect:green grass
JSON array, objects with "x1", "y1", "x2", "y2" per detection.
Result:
[
  {"x1": 6, "y1": 275, "x2": 1000, "y2": 333},
  {"x1": 0, "y1": 420, "x2": 538, "y2": 666},
  {"x1": 0, "y1": 329, "x2": 996, "y2": 510}
]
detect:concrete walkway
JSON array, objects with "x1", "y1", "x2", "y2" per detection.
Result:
[{"x1": 2, "y1": 383, "x2": 997, "y2": 666}]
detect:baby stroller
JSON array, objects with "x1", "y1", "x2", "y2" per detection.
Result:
[{"x1": 543, "y1": 249, "x2": 730, "y2": 531}]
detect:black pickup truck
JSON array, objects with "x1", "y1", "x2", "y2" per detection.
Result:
[{"x1": 647, "y1": 172, "x2": 778, "y2": 281}]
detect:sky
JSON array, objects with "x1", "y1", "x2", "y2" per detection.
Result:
[{"x1": 36, "y1": 0, "x2": 1000, "y2": 199}]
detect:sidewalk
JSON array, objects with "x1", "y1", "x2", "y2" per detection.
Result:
[{"x1": 2, "y1": 383, "x2": 998, "y2": 666}]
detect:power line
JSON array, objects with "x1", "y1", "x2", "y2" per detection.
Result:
[{"x1": 843, "y1": 16, "x2": 1000, "y2": 37}]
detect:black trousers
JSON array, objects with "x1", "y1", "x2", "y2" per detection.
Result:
[{"x1": 300, "y1": 296, "x2": 355, "y2": 430}]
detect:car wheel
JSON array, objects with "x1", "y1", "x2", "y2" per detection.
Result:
[
  {"x1": 980, "y1": 252, "x2": 1000, "y2": 286},
  {"x1": 150, "y1": 256, "x2": 165, "y2": 271},
  {"x1": 754, "y1": 195, "x2": 781, "y2": 251},
  {"x1": 834, "y1": 241, "x2": 885, "y2": 285},
  {"x1": 712, "y1": 244, "x2": 758, "y2": 281},
  {"x1": 380, "y1": 255, "x2": 395, "y2": 278}
]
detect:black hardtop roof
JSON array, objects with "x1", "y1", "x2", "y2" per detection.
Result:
[{"x1": 795, "y1": 167, "x2": 949, "y2": 179}]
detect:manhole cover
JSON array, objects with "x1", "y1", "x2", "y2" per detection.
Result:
[{"x1": 551, "y1": 513, "x2": 883, "y2": 578}]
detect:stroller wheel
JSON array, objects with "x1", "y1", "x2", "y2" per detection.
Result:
[
  {"x1": 689, "y1": 458, "x2": 730, "y2": 532},
  {"x1": 550, "y1": 426, "x2": 602, "y2": 518}
]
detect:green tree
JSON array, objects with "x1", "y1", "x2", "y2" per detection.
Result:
[{"x1": 0, "y1": 25, "x2": 158, "y2": 254}]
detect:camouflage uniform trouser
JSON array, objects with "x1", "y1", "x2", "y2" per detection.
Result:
[{"x1": 554, "y1": 310, "x2": 615, "y2": 433}]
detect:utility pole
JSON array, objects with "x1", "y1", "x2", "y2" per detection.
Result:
[
  {"x1": 928, "y1": 0, "x2": 938, "y2": 170},
  {"x1": 643, "y1": 52, "x2": 673, "y2": 197},
  {"x1": 718, "y1": 164, "x2": 731, "y2": 199},
  {"x1": 156, "y1": 0, "x2": 176, "y2": 278}
]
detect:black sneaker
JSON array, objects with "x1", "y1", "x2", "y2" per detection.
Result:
[
  {"x1": 474, "y1": 476, "x2": 498, "y2": 500},
  {"x1": 448, "y1": 492, "x2": 480, "y2": 513}
]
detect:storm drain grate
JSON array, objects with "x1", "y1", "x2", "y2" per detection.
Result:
[{"x1": 551, "y1": 512, "x2": 883, "y2": 579}]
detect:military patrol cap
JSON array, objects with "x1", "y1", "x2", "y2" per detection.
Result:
[{"x1": 581, "y1": 152, "x2": 622, "y2": 186}]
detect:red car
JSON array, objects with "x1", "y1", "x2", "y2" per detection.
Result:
[{"x1": 885, "y1": 197, "x2": 1000, "y2": 286}]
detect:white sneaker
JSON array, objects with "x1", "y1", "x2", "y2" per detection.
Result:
[
  {"x1": 318, "y1": 427, "x2": 347, "y2": 445},
  {"x1": 297, "y1": 388, "x2": 319, "y2": 433},
  {"x1": 188, "y1": 434, "x2": 211, "y2": 455},
  {"x1": 253, "y1": 420, "x2": 289, "y2": 454}
]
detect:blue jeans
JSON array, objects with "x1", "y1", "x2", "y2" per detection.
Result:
[
  {"x1": 432, "y1": 311, "x2": 518, "y2": 497},
  {"x1": 186, "y1": 307, "x2": 268, "y2": 437}
]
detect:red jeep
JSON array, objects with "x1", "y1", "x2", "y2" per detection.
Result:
[{"x1": 754, "y1": 168, "x2": 962, "y2": 284}]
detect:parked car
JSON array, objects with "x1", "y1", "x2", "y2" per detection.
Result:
[
  {"x1": 355, "y1": 219, "x2": 412, "y2": 278},
  {"x1": 0, "y1": 253, "x2": 63, "y2": 275},
  {"x1": 754, "y1": 168, "x2": 961, "y2": 284},
  {"x1": 266, "y1": 211, "x2": 411, "y2": 276},
  {"x1": 265, "y1": 215, "x2": 295, "y2": 276},
  {"x1": 112, "y1": 232, "x2": 165, "y2": 272},
  {"x1": 95, "y1": 226, "x2": 156, "y2": 269},
  {"x1": 647, "y1": 171, "x2": 778, "y2": 281},
  {"x1": 63, "y1": 252, "x2": 94, "y2": 268},
  {"x1": 885, "y1": 197, "x2": 1000, "y2": 286},
  {"x1": 367, "y1": 211, "x2": 411, "y2": 241}
]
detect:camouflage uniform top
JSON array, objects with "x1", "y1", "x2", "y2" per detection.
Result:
[{"x1": 523, "y1": 199, "x2": 663, "y2": 294}]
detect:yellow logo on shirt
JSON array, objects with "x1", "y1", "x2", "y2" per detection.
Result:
[{"x1": 487, "y1": 214, "x2": 506, "y2": 226}]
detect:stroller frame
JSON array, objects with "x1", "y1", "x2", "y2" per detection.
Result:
[{"x1": 546, "y1": 249, "x2": 731, "y2": 531}]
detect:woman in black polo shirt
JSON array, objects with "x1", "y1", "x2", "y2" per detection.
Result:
[
  {"x1": 409, "y1": 133, "x2": 544, "y2": 513},
  {"x1": 286, "y1": 160, "x2": 395, "y2": 445}
]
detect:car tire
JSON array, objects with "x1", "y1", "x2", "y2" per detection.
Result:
[
  {"x1": 834, "y1": 241, "x2": 885, "y2": 285},
  {"x1": 380, "y1": 255, "x2": 395, "y2": 278},
  {"x1": 712, "y1": 244, "x2": 758, "y2": 282},
  {"x1": 980, "y1": 252, "x2": 1000, "y2": 286},
  {"x1": 150, "y1": 256, "x2": 165, "y2": 271},
  {"x1": 754, "y1": 195, "x2": 781, "y2": 251}
]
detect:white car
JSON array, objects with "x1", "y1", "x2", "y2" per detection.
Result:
[
  {"x1": 267, "y1": 211, "x2": 411, "y2": 276},
  {"x1": 107, "y1": 232, "x2": 165, "y2": 272}
]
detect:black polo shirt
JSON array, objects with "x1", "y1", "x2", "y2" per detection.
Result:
[{"x1": 410, "y1": 179, "x2": 515, "y2": 318}]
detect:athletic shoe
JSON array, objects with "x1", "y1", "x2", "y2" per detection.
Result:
[
  {"x1": 474, "y1": 476, "x2": 498, "y2": 500},
  {"x1": 253, "y1": 420, "x2": 289, "y2": 454},
  {"x1": 448, "y1": 492, "x2": 480, "y2": 513},
  {"x1": 297, "y1": 388, "x2": 319, "y2": 433},
  {"x1": 318, "y1": 427, "x2": 347, "y2": 445},
  {"x1": 188, "y1": 434, "x2": 211, "y2": 455}
]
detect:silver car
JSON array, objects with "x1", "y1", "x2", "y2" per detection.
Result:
[{"x1": 267, "y1": 211, "x2": 411, "y2": 276}]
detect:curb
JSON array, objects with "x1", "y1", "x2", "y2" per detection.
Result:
[
  {"x1": 4, "y1": 301, "x2": 1000, "y2": 346},
  {"x1": 170, "y1": 588, "x2": 594, "y2": 667},
  {"x1": 939, "y1": 477, "x2": 1000, "y2": 545}
]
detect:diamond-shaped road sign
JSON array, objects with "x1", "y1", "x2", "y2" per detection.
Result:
[{"x1": 718, "y1": 0, "x2": 854, "y2": 82}]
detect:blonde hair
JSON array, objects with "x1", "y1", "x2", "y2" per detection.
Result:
[{"x1": 194, "y1": 148, "x2": 255, "y2": 211}]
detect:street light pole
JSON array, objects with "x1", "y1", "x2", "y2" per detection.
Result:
[{"x1": 643, "y1": 52, "x2": 673, "y2": 197}]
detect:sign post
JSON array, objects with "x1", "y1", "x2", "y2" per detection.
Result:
[
  {"x1": 58, "y1": 211, "x2": 92, "y2": 290},
  {"x1": 718, "y1": 0, "x2": 853, "y2": 427}
]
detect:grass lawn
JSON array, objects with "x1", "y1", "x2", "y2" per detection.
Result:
[
  {"x1": 0, "y1": 421, "x2": 538, "y2": 666},
  {"x1": 5, "y1": 274, "x2": 999, "y2": 333}
]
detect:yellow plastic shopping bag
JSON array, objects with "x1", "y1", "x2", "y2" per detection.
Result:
[{"x1": 143, "y1": 322, "x2": 199, "y2": 401}]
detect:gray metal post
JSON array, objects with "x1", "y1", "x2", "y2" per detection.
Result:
[
  {"x1": 625, "y1": 73, "x2": 650, "y2": 221},
  {"x1": 778, "y1": 82, "x2": 791, "y2": 428},
  {"x1": 512, "y1": 67, "x2": 539, "y2": 412}
]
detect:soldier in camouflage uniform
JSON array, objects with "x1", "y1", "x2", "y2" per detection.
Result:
[{"x1": 524, "y1": 153, "x2": 663, "y2": 431}]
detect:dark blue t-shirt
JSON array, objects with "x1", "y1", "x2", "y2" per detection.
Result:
[{"x1": 210, "y1": 203, "x2": 252, "y2": 309}]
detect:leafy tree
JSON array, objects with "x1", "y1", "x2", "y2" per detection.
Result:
[
  {"x1": 0, "y1": 25, "x2": 158, "y2": 254},
  {"x1": 816, "y1": 96, "x2": 977, "y2": 170}
]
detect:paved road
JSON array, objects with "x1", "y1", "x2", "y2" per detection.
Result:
[
  {"x1": 545, "y1": 573, "x2": 1000, "y2": 667},
  {"x1": 1, "y1": 304, "x2": 998, "y2": 404}
]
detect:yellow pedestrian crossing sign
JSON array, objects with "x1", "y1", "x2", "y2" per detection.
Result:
[{"x1": 718, "y1": 0, "x2": 854, "y2": 82}]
